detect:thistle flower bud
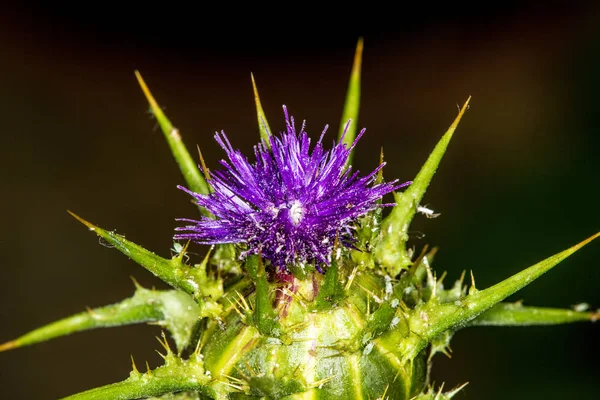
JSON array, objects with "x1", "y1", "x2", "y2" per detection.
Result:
[{"x1": 174, "y1": 107, "x2": 409, "y2": 273}]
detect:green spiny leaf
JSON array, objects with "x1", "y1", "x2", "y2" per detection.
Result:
[
  {"x1": 375, "y1": 97, "x2": 471, "y2": 275},
  {"x1": 246, "y1": 255, "x2": 281, "y2": 337},
  {"x1": 339, "y1": 38, "x2": 363, "y2": 165},
  {"x1": 468, "y1": 302, "x2": 598, "y2": 327},
  {"x1": 68, "y1": 211, "x2": 200, "y2": 299},
  {"x1": 61, "y1": 353, "x2": 216, "y2": 400},
  {"x1": 135, "y1": 71, "x2": 211, "y2": 217},
  {"x1": 314, "y1": 257, "x2": 345, "y2": 310},
  {"x1": 0, "y1": 286, "x2": 204, "y2": 354},
  {"x1": 399, "y1": 232, "x2": 599, "y2": 360},
  {"x1": 365, "y1": 301, "x2": 398, "y2": 340},
  {"x1": 0, "y1": 285, "x2": 159, "y2": 352},
  {"x1": 251, "y1": 73, "x2": 272, "y2": 147}
]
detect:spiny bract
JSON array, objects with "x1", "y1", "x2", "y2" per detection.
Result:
[{"x1": 1, "y1": 40, "x2": 598, "y2": 400}]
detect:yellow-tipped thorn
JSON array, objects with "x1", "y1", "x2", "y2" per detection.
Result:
[
  {"x1": 278, "y1": 287, "x2": 306, "y2": 306},
  {"x1": 130, "y1": 355, "x2": 139, "y2": 374},
  {"x1": 251, "y1": 72, "x2": 272, "y2": 144},
  {"x1": 182, "y1": 240, "x2": 191, "y2": 255},
  {"x1": 221, "y1": 380, "x2": 244, "y2": 391},
  {"x1": 399, "y1": 300, "x2": 410, "y2": 314},
  {"x1": 228, "y1": 299, "x2": 244, "y2": 320},
  {"x1": 67, "y1": 210, "x2": 96, "y2": 231},
  {"x1": 376, "y1": 146, "x2": 385, "y2": 184},
  {"x1": 156, "y1": 331, "x2": 172, "y2": 354},
  {"x1": 310, "y1": 373, "x2": 337, "y2": 389},
  {"x1": 409, "y1": 244, "x2": 430, "y2": 275},
  {"x1": 0, "y1": 340, "x2": 17, "y2": 352},
  {"x1": 135, "y1": 71, "x2": 161, "y2": 116},
  {"x1": 447, "y1": 382, "x2": 469, "y2": 396},
  {"x1": 174, "y1": 240, "x2": 193, "y2": 263},
  {"x1": 194, "y1": 336, "x2": 204, "y2": 355},
  {"x1": 355, "y1": 282, "x2": 382, "y2": 304},
  {"x1": 453, "y1": 96, "x2": 471, "y2": 130},
  {"x1": 458, "y1": 270, "x2": 467, "y2": 287},
  {"x1": 380, "y1": 384, "x2": 390, "y2": 400},
  {"x1": 438, "y1": 271, "x2": 447, "y2": 286},
  {"x1": 145, "y1": 361, "x2": 152, "y2": 374},
  {"x1": 431, "y1": 272, "x2": 438, "y2": 299},
  {"x1": 235, "y1": 290, "x2": 252, "y2": 312},
  {"x1": 161, "y1": 331, "x2": 171, "y2": 351},
  {"x1": 572, "y1": 232, "x2": 600, "y2": 250},
  {"x1": 199, "y1": 245, "x2": 214, "y2": 268},
  {"x1": 338, "y1": 37, "x2": 364, "y2": 149},
  {"x1": 514, "y1": 298, "x2": 524, "y2": 306},
  {"x1": 221, "y1": 373, "x2": 246, "y2": 385},
  {"x1": 196, "y1": 144, "x2": 211, "y2": 183},
  {"x1": 469, "y1": 270, "x2": 477, "y2": 294},
  {"x1": 353, "y1": 38, "x2": 364, "y2": 76},
  {"x1": 426, "y1": 246, "x2": 439, "y2": 263},
  {"x1": 344, "y1": 266, "x2": 358, "y2": 292},
  {"x1": 443, "y1": 344, "x2": 453, "y2": 359},
  {"x1": 436, "y1": 382, "x2": 445, "y2": 396},
  {"x1": 129, "y1": 276, "x2": 144, "y2": 290},
  {"x1": 85, "y1": 306, "x2": 104, "y2": 320}
]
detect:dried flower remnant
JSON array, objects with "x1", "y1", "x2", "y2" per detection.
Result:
[{"x1": 175, "y1": 106, "x2": 409, "y2": 271}]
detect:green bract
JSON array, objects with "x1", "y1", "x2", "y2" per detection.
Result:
[{"x1": 1, "y1": 40, "x2": 598, "y2": 400}]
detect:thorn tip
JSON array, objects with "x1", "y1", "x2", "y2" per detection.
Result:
[
  {"x1": 0, "y1": 340, "x2": 17, "y2": 352},
  {"x1": 67, "y1": 210, "x2": 96, "y2": 230}
]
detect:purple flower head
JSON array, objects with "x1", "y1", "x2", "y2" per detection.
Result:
[{"x1": 175, "y1": 107, "x2": 410, "y2": 272}]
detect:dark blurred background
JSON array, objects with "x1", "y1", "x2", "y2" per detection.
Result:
[{"x1": 1, "y1": 2, "x2": 599, "y2": 399}]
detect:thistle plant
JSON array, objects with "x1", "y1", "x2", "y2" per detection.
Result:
[{"x1": 2, "y1": 40, "x2": 598, "y2": 400}]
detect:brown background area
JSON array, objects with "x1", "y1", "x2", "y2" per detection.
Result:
[{"x1": 0, "y1": 3, "x2": 599, "y2": 399}]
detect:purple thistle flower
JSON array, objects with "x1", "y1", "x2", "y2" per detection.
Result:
[{"x1": 175, "y1": 107, "x2": 410, "y2": 271}]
